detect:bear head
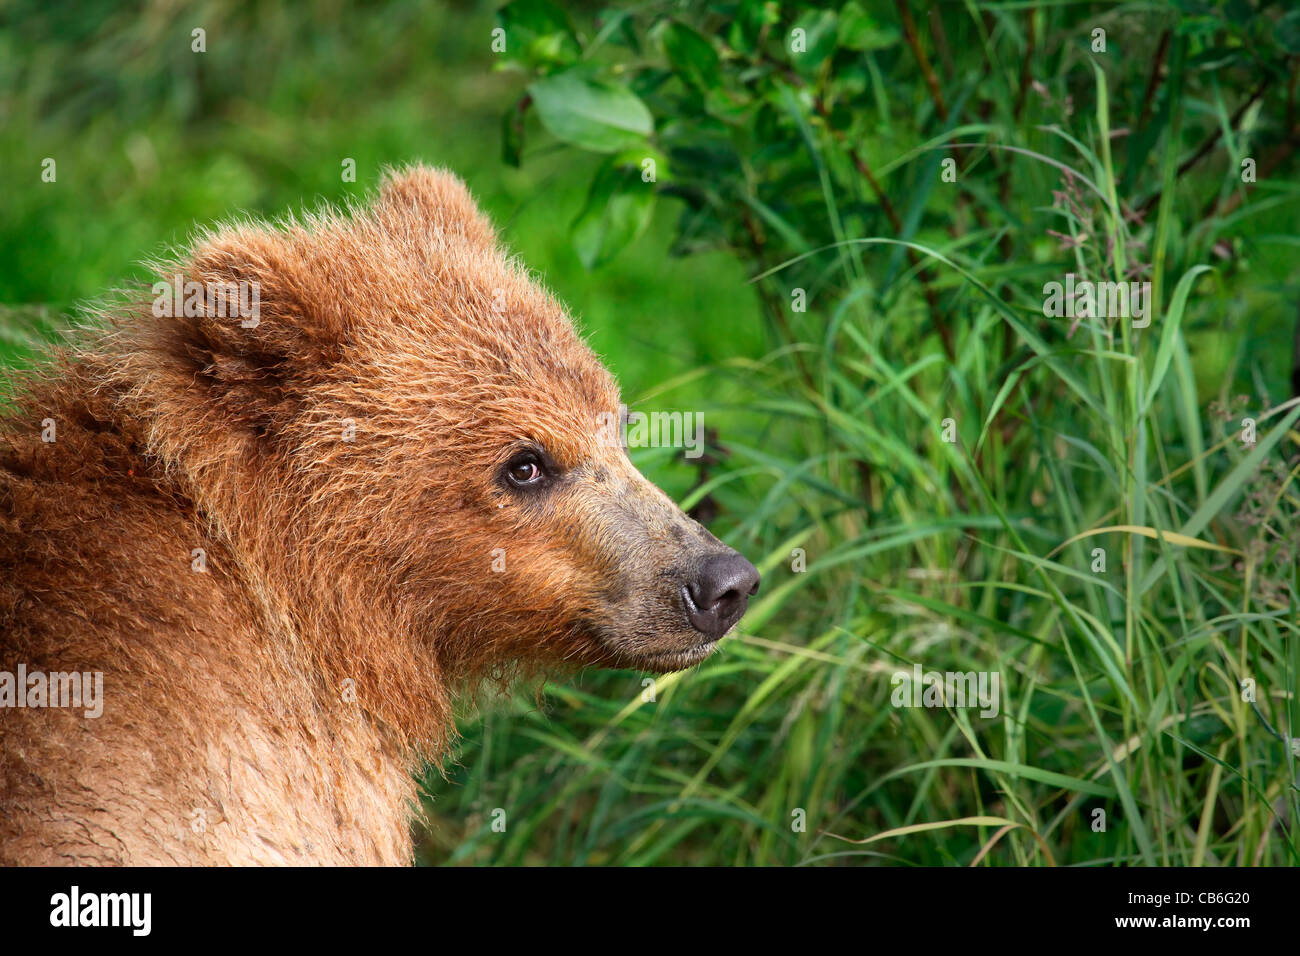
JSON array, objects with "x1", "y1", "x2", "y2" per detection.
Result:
[{"x1": 115, "y1": 165, "x2": 759, "y2": 682}]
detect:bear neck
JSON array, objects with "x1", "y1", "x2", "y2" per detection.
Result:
[{"x1": 85, "y1": 338, "x2": 462, "y2": 769}]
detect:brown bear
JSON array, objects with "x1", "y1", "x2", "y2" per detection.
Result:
[{"x1": 0, "y1": 166, "x2": 759, "y2": 865}]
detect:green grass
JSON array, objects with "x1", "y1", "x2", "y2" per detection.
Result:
[
  {"x1": 415, "y1": 2, "x2": 1300, "y2": 867},
  {"x1": 4, "y1": 0, "x2": 1300, "y2": 866}
]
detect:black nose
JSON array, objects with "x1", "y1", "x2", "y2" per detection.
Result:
[{"x1": 685, "y1": 551, "x2": 760, "y2": 639}]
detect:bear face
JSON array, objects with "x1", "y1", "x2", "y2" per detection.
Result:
[{"x1": 116, "y1": 165, "x2": 759, "y2": 679}]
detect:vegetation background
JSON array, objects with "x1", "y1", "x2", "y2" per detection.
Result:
[{"x1": 3, "y1": 0, "x2": 1299, "y2": 865}]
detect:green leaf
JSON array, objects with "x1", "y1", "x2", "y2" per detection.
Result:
[
  {"x1": 1280, "y1": 9, "x2": 1300, "y2": 55},
  {"x1": 528, "y1": 69, "x2": 654, "y2": 153},
  {"x1": 593, "y1": 8, "x2": 640, "y2": 52},
  {"x1": 662, "y1": 21, "x2": 721, "y2": 90},
  {"x1": 838, "y1": 2, "x2": 899, "y2": 52},
  {"x1": 728, "y1": 0, "x2": 780, "y2": 57},
  {"x1": 1141, "y1": 264, "x2": 1212, "y2": 415},
  {"x1": 885, "y1": 760, "x2": 1117, "y2": 799},
  {"x1": 1138, "y1": 400, "x2": 1300, "y2": 595},
  {"x1": 571, "y1": 153, "x2": 660, "y2": 269},
  {"x1": 790, "y1": 10, "x2": 839, "y2": 75},
  {"x1": 495, "y1": 0, "x2": 581, "y2": 71}
]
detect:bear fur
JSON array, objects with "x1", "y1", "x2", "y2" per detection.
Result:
[{"x1": 0, "y1": 166, "x2": 756, "y2": 865}]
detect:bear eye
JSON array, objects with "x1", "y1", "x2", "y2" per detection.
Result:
[{"x1": 505, "y1": 451, "x2": 545, "y2": 488}]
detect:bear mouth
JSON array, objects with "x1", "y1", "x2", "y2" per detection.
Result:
[
  {"x1": 629, "y1": 640, "x2": 718, "y2": 673},
  {"x1": 581, "y1": 617, "x2": 721, "y2": 673}
]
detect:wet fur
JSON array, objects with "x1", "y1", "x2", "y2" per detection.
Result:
[{"x1": 0, "y1": 167, "x2": 701, "y2": 864}]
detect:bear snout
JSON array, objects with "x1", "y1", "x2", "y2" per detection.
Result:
[{"x1": 683, "y1": 550, "x2": 760, "y2": 639}]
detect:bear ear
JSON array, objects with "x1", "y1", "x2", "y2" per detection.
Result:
[
  {"x1": 142, "y1": 225, "x2": 350, "y2": 441},
  {"x1": 374, "y1": 165, "x2": 497, "y2": 251}
]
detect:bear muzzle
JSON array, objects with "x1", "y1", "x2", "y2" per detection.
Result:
[{"x1": 683, "y1": 550, "x2": 760, "y2": 639}]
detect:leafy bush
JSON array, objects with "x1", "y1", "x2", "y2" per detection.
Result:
[{"x1": 420, "y1": 0, "x2": 1300, "y2": 865}]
